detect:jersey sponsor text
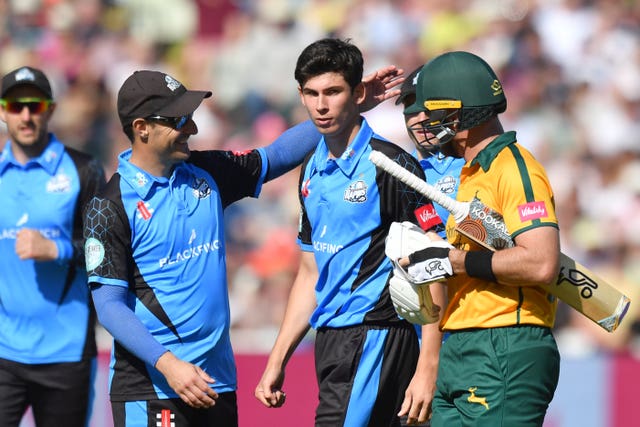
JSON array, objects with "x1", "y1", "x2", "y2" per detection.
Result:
[
  {"x1": 159, "y1": 240, "x2": 221, "y2": 267},
  {"x1": 415, "y1": 204, "x2": 441, "y2": 231},
  {"x1": 313, "y1": 240, "x2": 343, "y2": 254},
  {"x1": 518, "y1": 201, "x2": 548, "y2": 222}
]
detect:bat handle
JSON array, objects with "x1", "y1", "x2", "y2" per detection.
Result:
[{"x1": 369, "y1": 150, "x2": 468, "y2": 221}]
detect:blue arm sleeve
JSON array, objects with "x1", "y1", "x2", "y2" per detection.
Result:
[
  {"x1": 263, "y1": 120, "x2": 321, "y2": 181},
  {"x1": 91, "y1": 284, "x2": 168, "y2": 367},
  {"x1": 53, "y1": 237, "x2": 74, "y2": 262}
]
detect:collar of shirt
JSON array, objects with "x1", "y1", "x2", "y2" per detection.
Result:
[
  {"x1": 470, "y1": 131, "x2": 517, "y2": 172},
  {"x1": 312, "y1": 117, "x2": 379, "y2": 176},
  {"x1": 117, "y1": 149, "x2": 194, "y2": 199},
  {"x1": 0, "y1": 133, "x2": 63, "y2": 176},
  {"x1": 420, "y1": 151, "x2": 464, "y2": 175}
]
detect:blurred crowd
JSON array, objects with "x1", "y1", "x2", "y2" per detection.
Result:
[{"x1": 2, "y1": 0, "x2": 639, "y2": 356}]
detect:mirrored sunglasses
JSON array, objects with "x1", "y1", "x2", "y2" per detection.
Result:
[
  {"x1": 0, "y1": 98, "x2": 52, "y2": 114},
  {"x1": 146, "y1": 113, "x2": 193, "y2": 130}
]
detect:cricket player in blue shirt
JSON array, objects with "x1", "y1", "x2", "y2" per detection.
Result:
[
  {"x1": 85, "y1": 66, "x2": 405, "y2": 427},
  {"x1": 0, "y1": 66, "x2": 105, "y2": 427}
]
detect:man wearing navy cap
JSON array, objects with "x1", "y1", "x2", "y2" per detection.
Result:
[
  {"x1": 84, "y1": 67, "x2": 405, "y2": 427},
  {"x1": 0, "y1": 66, "x2": 105, "y2": 427}
]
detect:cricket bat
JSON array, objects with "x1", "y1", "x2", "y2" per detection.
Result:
[{"x1": 369, "y1": 150, "x2": 630, "y2": 332}]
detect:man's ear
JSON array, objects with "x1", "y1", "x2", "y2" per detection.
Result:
[
  {"x1": 45, "y1": 102, "x2": 57, "y2": 117},
  {"x1": 298, "y1": 86, "x2": 306, "y2": 106},
  {"x1": 353, "y1": 82, "x2": 366, "y2": 105},
  {"x1": 132, "y1": 118, "x2": 150, "y2": 141}
]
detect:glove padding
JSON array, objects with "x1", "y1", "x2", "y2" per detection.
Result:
[
  {"x1": 389, "y1": 274, "x2": 440, "y2": 325},
  {"x1": 385, "y1": 221, "x2": 450, "y2": 324},
  {"x1": 386, "y1": 221, "x2": 453, "y2": 285},
  {"x1": 407, "y1": 246, "x2": 453, "y2": 283}
]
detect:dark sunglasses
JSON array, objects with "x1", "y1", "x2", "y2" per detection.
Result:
[
  {"x1": 0, "y1": 98, "x2": 52, "y2": 114},
  {"x1": 146, "y1": 113, "x2": 193, "y2": 130}
]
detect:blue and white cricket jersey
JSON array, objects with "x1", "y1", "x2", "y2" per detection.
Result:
[
  {"x1": 421, "y1": 152, "x2": 465, "y2": 238},
  {"x1": 84, "y1": 148, "x2": 269, "y2": 401},
  {"x1": 0, "y1": 134, "x2": 103, "y2": 364},
  {"x1": 298, "y1": 118, "x2": 442, "y2": 329}
]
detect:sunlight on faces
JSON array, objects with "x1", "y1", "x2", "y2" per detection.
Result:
[
  {"x1": 136, "y1": 115, "x2": 198, "y2": 166},
  {"x1": 403, "y1": 96, "x2": 460, "y2": 158},
  {"x1": 0, "y1": 86, "x2": 54, "y2": 149},
  {"x1": 299, "y1": 72, "x2": 364, "y2": 140}
]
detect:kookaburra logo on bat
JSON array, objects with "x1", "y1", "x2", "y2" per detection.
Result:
[{"x1": 557, "y1": 266, "x2": 597, "y2": 299}]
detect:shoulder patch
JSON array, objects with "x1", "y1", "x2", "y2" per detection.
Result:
[{"x1": 85, "y1": 237, "x2": 105, "y2": 271}]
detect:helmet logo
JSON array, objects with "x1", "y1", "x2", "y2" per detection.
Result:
[
  {"x1": 491, "y1": 80, "x2": 503, "y2": 96},
  {"x1": 424, "y1": 99, "x2": 462, "y2": 110}
]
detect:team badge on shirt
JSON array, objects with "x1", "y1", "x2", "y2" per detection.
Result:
[
  {"x1": 344, "y1": 180, "x2": 367, "y2": 203},
  {"x1": 436, "y1": 175, "x2": 457, "y2": 195},
  {"x1": 192, "y1": 177, "x2": 211, "y2": 199},
  {"x1": 46, "y1": 172, "x2": 71, "y2": 193}
]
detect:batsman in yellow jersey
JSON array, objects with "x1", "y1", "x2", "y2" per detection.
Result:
[{"x1": 396, "y1": 51, "x2": 561, "y2": 426}]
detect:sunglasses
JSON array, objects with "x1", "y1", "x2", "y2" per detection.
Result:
[
  {"x1": 146, "y1": 113, "x2": 193, "y2": 130},
  {"x1": 0, "y1": 98, "x2": 52, "y2": 114}
]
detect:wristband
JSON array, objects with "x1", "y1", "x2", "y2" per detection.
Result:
[{"x1": 464, "y1": 251, "x2": 497, "y2": 282}]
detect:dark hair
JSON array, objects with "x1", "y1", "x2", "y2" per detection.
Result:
[{"x1": 294, "y1": 38, "x2": 363, "y2": 90}]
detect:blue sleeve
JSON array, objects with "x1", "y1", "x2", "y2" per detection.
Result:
[
  {"x1": 53, "y1": 237, "x2": 74, "y2": 262},
  {"x1": 263, "y1": 120, "x2": 320, "y2": 181},
  {"x1": 91, "y1": 284, "x2": 168, "y2": 367}
]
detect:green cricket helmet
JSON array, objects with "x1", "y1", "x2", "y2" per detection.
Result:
[{"x1": 409, "y1": 51, "x2": 507, "y2": 145}]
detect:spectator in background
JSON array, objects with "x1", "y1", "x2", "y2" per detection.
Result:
[
  {"x1": 0, "y1": 66, "x2": 105, "y2": 426},
  {"x1": 0, "y1": 0, "x2": 637, "y2": 363}
]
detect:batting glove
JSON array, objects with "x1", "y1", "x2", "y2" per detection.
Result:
[
  {"x1": 406, "y1": 246, "x2": 453, "y2": 283},
  {"x1": 389, "y1": 273, "x2": 440, "y2": 325}
]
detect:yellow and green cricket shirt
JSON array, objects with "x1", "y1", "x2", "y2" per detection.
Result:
[{"x1": 443, "y1": 131, "x2": 559, "y2": 330}]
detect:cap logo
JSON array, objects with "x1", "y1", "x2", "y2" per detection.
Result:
[
  {"x1": 491, "y1": 80, "x2": 503, "y2": 96},
  {"x1": 165, "y1": 75, "x2": 181, "y2": 92},
  {"x1": 411, "y1": 71, "x2": 420, "y2": 87},
  {"x1": 14, "y1": 67, "x2": 36, "y2": 83}
]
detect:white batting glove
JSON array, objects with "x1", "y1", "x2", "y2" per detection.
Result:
[
  {"x1": 386, "y1": 221, "x2": 453, "y2": 285},
  {"x1": 406, "y1": 245, "x2": 453, "y2": 283},
  {"x1": 389, "y1": 273, "x2": 440, "y2": 325}
]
